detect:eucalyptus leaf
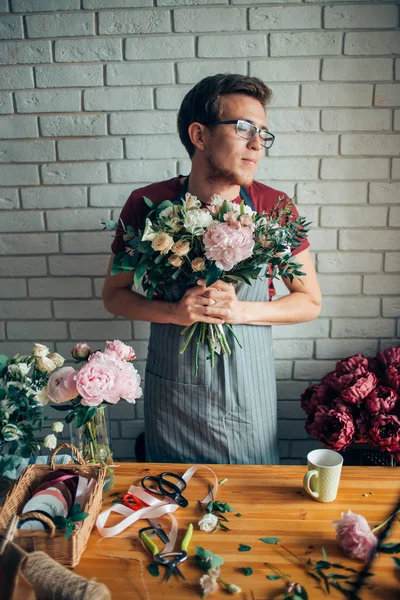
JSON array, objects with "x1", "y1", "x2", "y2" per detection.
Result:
[
  {"x1": 266, "y1": 575, "x2": 280, "y2": 580},
  {"x1": 242, "y1": 567, "x2": 253, "y2": 576},
  {"x1": 147, "y1": 562, "x2": 160, "y2": 577},
  {"x1": 238, "y1": 544, "x2": 251, "y2": 552},
  {"x1": 143, "y1": 196, "x2": 153, "y2": 209},
  {"x1": 260, "y1": 537, "x2": 280, "y2": 545},
  {"x1": 378, "y1": 542, "x2": 400, "y2": 553}
]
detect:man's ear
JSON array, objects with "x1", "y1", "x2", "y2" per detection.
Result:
[{"x1": 188, "y1": 122, "x2": 207, "y2": 152}]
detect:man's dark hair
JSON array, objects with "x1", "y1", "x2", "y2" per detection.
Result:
[{"x1": 177, "y1": 73, "x2": 273, "y2": 158}]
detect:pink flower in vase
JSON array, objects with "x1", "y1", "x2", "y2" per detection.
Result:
[
  {"x1": 335, "y1": 353, "x2": 369, "y2": 375},
  {"x1": 203, "y1": 222, "x2": 254, "y2": 271},
  {"x1": 354, "y1": 412, "x2": 373, "y2": 444},
  {"x1": 118, "y1": 361, "x2": 142, "y2": 404},
  {"x1": 386, "y1": 362, "x2": 400, "y2": 392},
  {"x1": 105, "y1": 340, "x2": 136, "y2": 361},
  {"x1": 365, "y1": 386, "x2": 398, "y2": 414},
  {"x1": 370, "y1": 413, "x2": 400, "y2": 453},
  {"x1": 377, "y1": 346, "x2": 400, "y2": 368},
  {"x1": 332, "y1": 510, "x2": 377, "y2": 562},
  {"x1": 76, "y1": 356, "x2": 121, "y2": 407},
  {"x1": 71, "y1": 342, "x2": 92, "y2": 361},
  {"x1": 300, "y1": 384, "x2": 320, "y2": 416},
  {"x1": 331, "y1": 371, "x2": 378, "y2": 405},
  {"x1": 313, "y1": 407, "x2": 355, "y2": 451},
  {"x1": 48, "y1": 367, "x2": 78, "y2": 404}
]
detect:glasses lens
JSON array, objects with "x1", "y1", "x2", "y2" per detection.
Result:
[
  {"x1": 260, "y1": 133, "x2": 275, "y2": 149},
  {"x1": 236, "y1": 120, "x2": 255, "y2": 139}
]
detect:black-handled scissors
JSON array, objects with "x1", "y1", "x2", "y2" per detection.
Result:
[{"x1": 141, "y1": 472, "x2": 188, "y2": 508}]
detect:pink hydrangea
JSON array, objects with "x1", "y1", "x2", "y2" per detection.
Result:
[
  {"x1": 47, "y1": 367, "x2": 78, "y2": 404},
  {"x1": 203, "y1": 222, "x2": 254, "y2": 271},
  {"x1": 105, "y1": 340, "x2": 136, "y2": 361},
  {"x1": 365, "y1": 386, "x2": 398, "y2": 414},
  {"x1": 117, "y1": 360, "x2": 142, "y2": 404},
  {"x1": 76, "y1": 355, "x2": 122, "y2": 407},
  {"x1": 333, "y1": 510, "x2": 377, "y2": 562}
]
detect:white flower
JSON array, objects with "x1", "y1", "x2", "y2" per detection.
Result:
[
  {"x1": 47, "y1": 352, "x2": 65, "y2": 368},
  {"x1": 7, "y1": 363, "x2": 30, "y2": 378},
  {"x1": 184, "y1": 209, "x2": 214, "y2": 235},
  {"x1": 184, "y1": 193, "x2": 202, "y2": 211},
  {"x1": 36, "y1": 356, "x2": 57, "y2": 374},
  {"x1": 200, "y1": 573, "x2": 219, "y2": 596},
  {"x1": 43, "y1": 434, "x2": 57, "y2": 450},
  {"x1": 51, "y1": 421, "x2": 64, "y2": 433},
  {"x1": 159, "y1": 204, "x2": 180, "y2": 219},
  {"x1": 198, "y1": 513, "x2": 219, "y2": 532},
  {"x1": 33, "y1": 386, "x2": 50, "y2": 406},
  {"x1": 32, "y1": 343, "x2": 50, "y2": 358},
  {"x1": 142, "y1": 218, "x2": 157, "y2": 242}
]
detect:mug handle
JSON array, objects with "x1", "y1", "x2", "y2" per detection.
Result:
[{"x1": 303, "y1": 469, "x2": 319, "y2": 499}]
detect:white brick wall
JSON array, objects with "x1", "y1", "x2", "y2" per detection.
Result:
[{"x1": 0, "y1": 1, "x2": 398, "y2": 464}]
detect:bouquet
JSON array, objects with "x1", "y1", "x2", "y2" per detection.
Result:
[
  {"x1": 107, "y1": 192, "x2": 309, "y2": 374},
  {"x1": 301, "y1": 346, "x2": 400, "y2": 461},
  {"x1": 0, "y1": 344, "x2": 66, "y2": 480}
]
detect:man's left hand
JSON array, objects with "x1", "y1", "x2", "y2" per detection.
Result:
[{"x1": 199, "y1": 279, "x2": 244, "y2": 324}]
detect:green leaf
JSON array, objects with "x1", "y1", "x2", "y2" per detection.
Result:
[
  {"x1": 205, "y1": 501, "x2": 213, "y2": 512},
  {"x1": 322, "y1": 547, "x2": 327, "y2": 562},
  {"x1": 143, "y1": 196, "x2": 153, "y2": 209},
  {"x1": 133, "y1": 257, "x2": 148, "y2": 289},
  {"x1": 53, "y1": 516, "x2": 67, "y2": 530},
  {"x1": 156, "y1": 200, "x2": 173, "y2": 215},
  {"x1": 72, "y1": 511, "x2": 89, "y2": 522},
  {"x1": 0, "y1": 354, "x2": 8, "y2": 377},
  {"x1": 379, "y1": 542, "x2": 400, "y2": 554},
  {"x1": 195, "y1": 546, "x2": 205, "y2": 559},
  {"x1": 147, "y1": 562, "x2": 160, "y2": 577},
  {"x1": 238, "y1": 544, "x2": 251, "y2": 552},
  {"x1": 205, "y1": 262, "x2": 223, "y2": 287},
  {"x1": 242, "y1": 567, "x2": 253, "y2": 576},
  {"x1": 313, "y1": 560, "x2": 332, "y2": 570},
  {"x1": 235, "y1": 513, "x2": 242, "y2": 517},
  {"x1": 327, "y1": 574, "x2": 350, "y2": 580},
  {"x1": 219, "y1": 522, "x2": 231, "y2": 531},
  {"x1": 266, "y1": 575, "x2": 281, "y2": 580},
  {"x1": 393, "y1": 557, "x2": 400, "y2": 569},
  {"x1": 82, "y1": 406, "x2": 97, "y2": 426},
  {"x1": 260, "y1": 537, "x2": 280, "y2": 545},
  {"x1": 65, "y1": 522, "x2": 75, "y2": 541}
]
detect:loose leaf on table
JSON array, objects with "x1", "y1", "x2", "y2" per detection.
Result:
[
  {"x1": 393, "y1": 557, "x2": 400, "y2": 569},
  {"x1": 242, "y1": 567, "x2": 253, "y2": 576},
  {"x1": 260, "y1": 537, "x2": 280, "y2": 545},
  {"x1": 266, "y1": 575, "x2": 280, "y2": 580},
  {"x1": 147, "y1": 562, "x2": 160, "y2": 577},
  {"x1": 235, "y1": 513, "x2": 242, "y2": 517},
  {"x1": 238, "y1": 544, "x2": 251, "y2": 552},
  {"x1": 378, "y1": 542, "x2": 400, "y2": 553}
]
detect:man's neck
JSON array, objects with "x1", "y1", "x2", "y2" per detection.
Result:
[{"x1": 185, "y1": 169, "x2": 241, "y2": 205}]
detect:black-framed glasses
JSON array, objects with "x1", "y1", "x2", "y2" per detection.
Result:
[{"x1": 205, "y1": 119, "x2": 275, "y2": 149}]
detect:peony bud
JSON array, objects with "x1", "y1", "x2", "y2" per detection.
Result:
[{"x1": 71, "y1": 342, "x2": 92, "y2": 361}]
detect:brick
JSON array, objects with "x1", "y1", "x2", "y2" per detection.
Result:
[
  {"x1": 321, "y1": 159, "x2": 389, "y2": 180},
  {"x1": 89, "y1": 184, "x2": 134, "y2": 208},
  {"x1": 395, "y1": 110, "x2": 400, "y2": 131},
  {"x1": 54, "y1": 300, "x2": 110, "y2": 320},
  {"x1": 291, "y1": 441, "x2": 325, "y2": 457},
  {"x1": 268, "y1": 85, "x2": 299, "y2": 108},
  {"x1": 273, "y1": 319, "x2": 329, "y2": 339},
  {"x1": 275, "y1": 360, "x2": 292, "y2": 380},
  {"x1": 15, "y1": 90, "x2": 80, "y2": 113},
  {"x1": 35, "y1": 65, "x2": 103, "y2": 88},
  {"x1": 49, "y1": 254, "x2": 109, "y2": 277},
  {"x1": 136, "y1": 400, "x2": 144, "y2": 420},
  {"x1": 341, "y1": 134, "x2": 400, "y2": 156},
  {"x1": 389, "y1": 207, "x2": 400, "y2": 228},
  {"x1": 0, "y1": 256, "x2": 47, "y2": 276},
  {"x1": 364, "y1": 274, "x2": 400, "y2": 295},
  {"x1": 155, "y1": 85, "x2": 191, "y2": 109},
  {"x1": 28, "y1": 277, "x2": 92, "y2": 298},
  {"x1": 320, "y1": 297, "x2": 380, "y2": 318},
  {"x1": 61, "y1": 232, "x2": 111, "y2": 254},
  {"x1": 198, "y1": 34, "x2": 266, "y2": 58},
  {"x1": 46, "y1": 208, "x2": 110, "y2": 231},
  {"x1": 382, "y1": 298, "x2": 400, "y2": 317},
  {"x1": 270, "y1": 133, "x2": 337, "y2": 157},
  {"x1": 271, "y1": 32, "x2": 341, "y2": 57},
  {"x1": 99, "y1": 10, "x2": 170, "y2": 35},
  {"x1": 318, "y1": 252, "x2": 382, "y2": 273},
  {"x1": 0, "y1": 210, "x2": 44, "y2": 233},
  {"x1": 277, "y1": 381, "x2": 307, "y2": 401},
  {"x1": 375, "y1": 84, "x2": 400, "y2": 107},
  {"x1": 301, "y1": 83, "x2": 373, "y2": 107},
  {"x1": 393, "y1": 159, "x2": 400, "y2": 179},
  {"x1": 370, "y1": 182, "x2": 400, "y2": 205},
  {"x1": 316, "y1": 339, "x2": 378, "y2": 360},
  {"x1": 277, "y1": 401, "x2": 304, "y2": 420},
  {"x1": 250, "y1": 6, "x2": 320, "y2": 30},
  {"x1": 0, "y1": 92, "x2": 12, "y2": 114},
  {"x1": 380, "y1": 339, "x2": 400, "y2": 352},
  {"x1": 133, "y1": 321, "x2": 150, "y2": 339},
  {"x1": 70, "y1": 321, "x2": 133, "y2": 340},
  {"x1": 295, "y1": 204, "x2": 318, "y2": 225},
  {"x1": 107, "y1": 62, "x2": 174, "y2": 86},
  {"x1": 110, "y1": 111, "x2": 176, "y2": 135},
  {"x1": 55, "y1": 38, "x2": 122, "y2": 63},
  {"x1": 251, "y1": 59, "x2": 319, "y2": 82},
  {"x1": 111, "y1": 440, "x2": 137, "y2": 460},
  {"x1": 40, "y1": 114, "x2": 106, "y2": 137},
  {"x1": 0, "y1": 115, "x2": 38, "y2": 138},
  {"x1": 22, "y1": 186, "x2": 87, "y2": 209},
  {"x1": 110, "y1": 160, "x2": 176, "y2": 183},
  {"x1": 385, "y1": 251, "x2": 400, "y2": 271},
  {"x1": 26, "y1": 13, "x2": 94, "y2": 38},
  {"x1": 0, "y1": 15, "x2": 23, "y2": 38},
  {"x1": 159, "y1": 0, "x2": 227, "y2": 4},
  {"x1": 273, "y1": 340, "x2": 313, "y2": 359},
  {"x1": 279, "y1": 420, "x2": 308, "y2": 439},
  {"x1": 83, "y1": 0, "x2": 151, "y2": 6},
  {"x1": 58, "y1": 138, "x2": 123, "y2": 161},
  {"x1": 0, "y1": 0, "x2": 8, "y2": 9},
  {"x1": 0, "y1": 300, "x2": 51, "y2": 319},
  {"x1": 396, "y1": 58, "x2": 400, "y2": 81},
  {"x1": 7, "y1": 320, "x2": 67, "y2": 340},
  {"x1": 11, "y1": 0, "x2": 79, "y2": 10},
  {"x1": 318, "y1": 274, "x2": 361, "y2": 295},
  {"x1": 331, "y1": 319, "x2": 395, "y2": 339},
  {"x1": 267, "y1": 109, "x2": 319, "y2": 132},
  {"x1": 257, "y1": 158, "x2": 318, "y2": 181},
  {"x1": 0, "y1": 66, "x2": 33, "y2": 90},
  {"x1": 322, "y1": 109, "x2": 390, "y2": 132},
  {"x1": 0, "y1": 279, "x2": 26, "y2": 298},
  {"x1": 322, "y1": 58, "x2": 392, "y2": 82},
  {"x1": 339, "y1": 230, "x2": 400, "y2": 251},
  {"x1": 297, "y1": 182, "x2": 367, "y2": 205},
  {"x1": 307, "y1": 229, "x2": 337, "y2": 251},
  {"x1": 0, "y1": 189, "x2": 18, "y2": 210},
  {"x1": 324, "y1": 4, "x2": 397, "y2": 29},
  {"x1": 0, "y1": 165, "x2": 39, "y2": 186},
  {"x1": 84, "y1": 87, "x2": 152, "y2": 112},
  {"x1": 42, "y1": 163, "x2": 108, "y2": 185},
  {"x1": 321, "y1": 206, "x2": 387, "y2": 228},
  {"x1": 294, "y1": 360, "x2": 337, "y2": 380},
  {"x1": 126, "y1": 35, "x2": 194, "y2": 60},
  {"x1": 125, "y1": 135, "x2": 185, "y2": 160},
  {"x1": 174, "y1": 7, "x2": 245, "y2": 32},
  {"x1": 0, "y1": 40, "x2": 51, "y2": 65},
  {"x1": 0, "y1": 140, "x2": 55, "y2": 163},
  {"x1": 345, "y1": 31, "x2": 400, "y2": 56},
  {"x1": 177, "y1": 60, "x2": 246, "y2": 84}
]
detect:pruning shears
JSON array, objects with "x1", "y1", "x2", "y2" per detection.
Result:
[{"x1": 139, "y1": 523, "x2": 193, "y2": 582}]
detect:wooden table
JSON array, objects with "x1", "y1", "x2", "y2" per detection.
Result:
[{"x1": 75, "y1": 463, "x2": 400, "y2": 599}]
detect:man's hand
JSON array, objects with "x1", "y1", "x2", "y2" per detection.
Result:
[
  {"x1": 174, "y1": 281, "x2": 227, "y2": 326},
  {"x1": 200, "y1": 280, "x2": 244, "y2": 325}
]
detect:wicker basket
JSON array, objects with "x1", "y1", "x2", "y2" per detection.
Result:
[{"x1": 0, "y1": 443, "x2": 107, "y2": 567}]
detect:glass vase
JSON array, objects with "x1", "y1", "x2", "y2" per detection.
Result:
[{"x1": 70, "y1": 405, "x2": 114, "y2": 492}]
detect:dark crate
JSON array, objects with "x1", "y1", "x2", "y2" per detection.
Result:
[{"x1": 341, "y1": 444, "x2": 399, "y2": 467}]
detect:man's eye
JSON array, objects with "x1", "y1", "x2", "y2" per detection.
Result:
[{"x1": 238, "y1": 121, "x2": 253, "y2": 132}]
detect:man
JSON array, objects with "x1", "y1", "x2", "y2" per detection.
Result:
[{"x1": 102, "y1": 74, "x2": 321, "y2": 465}]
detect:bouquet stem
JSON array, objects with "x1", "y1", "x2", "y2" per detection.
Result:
[{"x1": 180, "y1": 322, "x2": 242, "y2": 375}]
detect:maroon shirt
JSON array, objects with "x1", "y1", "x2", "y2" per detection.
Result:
[{"x1": 111, "y1": 176, "x2": 310, "y2": 299}]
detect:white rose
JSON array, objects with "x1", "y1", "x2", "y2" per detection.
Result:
[
  {"x1": 47, "y1": 352, "x2": 65, "y2": 368},
  {"x1": 141, "y1": 218, "x2": 157, "y2": 242},
  {"x1": 51, "y1": 421, "x2": 64, "y2": 433},
  {"x1": 34, "y1": 386, "x2": 50, "y2": 406},
  {"x1": 32, "y1": 343, "x2": 50, "y2": 358},
  {"x1": 43, "y1": 434, "x2": 57, "y2": 450},
  {"x1": 198, "y1": 513, "x2": 219, "y2": 532},
  {"x1": 8, "y1": 363, "x2": 30, "y2": 378},
  {"x1": 184, "y1": 209, "x2": 214, "y2": 235},
  {"x1": 36, "y1": 356, "x2": 57, "y2": 374}
]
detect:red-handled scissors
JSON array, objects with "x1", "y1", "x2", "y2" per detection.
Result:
[{"x1": 123, "y1": 493, "x2": 169, "y2": 544}]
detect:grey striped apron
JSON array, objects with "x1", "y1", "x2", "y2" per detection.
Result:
[{"x1": 144, "y1": 177, "x2": 279, "y2": 465}]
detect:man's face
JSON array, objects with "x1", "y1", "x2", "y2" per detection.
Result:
[{"x1": 202, "y1": 93, "x2": 267, "y2": 187}]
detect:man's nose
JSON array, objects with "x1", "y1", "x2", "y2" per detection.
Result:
[{"x1": 248, "y1": 132, "x2": 262, "y2": 151}]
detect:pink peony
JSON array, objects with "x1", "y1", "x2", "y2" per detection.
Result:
[
  {"x1": 365, "y1": 386, "x2": 398, "y2": 414},
  {"x1": 203, "y1": 222, "x2": 254, "y2": 271},
  {"x1": 47, "y1": 367, "x2": 78, "y2": 404},
  {"x1": 71, "y1": 342, "x2": 92, "y2": 361},
  {"x1": 331, "y1": 371, "x2": 378, "y2": 405},
  {"x1": 386, "y1": 362, "x2": 400, "y2": 392},
  {"x1": 117, "y1": 360, "x2": 142, "y2": 404},
  {"x1": 300, "y1": 384, "x2": 320, "y2": 416},
  {"x1": 105, "y1": 340, "x2": 136, "y2": 361},
  {"x1": 369, "y1": 413, "x2": 400, "y2": 453},
  {"x1": 313, "y1": 407, "x2": 355, "y2": 451},
  {"x1": 76, "y1": 356, "x2": 121, "y2": 407},
  {"x1": 377, "y1": 346, "x2": 400, "y2": 368},
  {"x1": 332, "y1": 510, "x2": 377, "y2": 562},
  {"x1": 354, "y1": 412, "x2": 373, "y2": 444},
  {"x1": 335, "y1": 353, "x2": 369, "y2": 376}
]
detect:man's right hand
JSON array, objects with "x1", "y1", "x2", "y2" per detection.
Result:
[{"x1": 174, "y1": 280, "x2": 227, "y2": 326}]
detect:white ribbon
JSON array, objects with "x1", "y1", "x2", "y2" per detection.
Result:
[{"x1": 95, "y1": 464, "x2": 219, "y2": 552}]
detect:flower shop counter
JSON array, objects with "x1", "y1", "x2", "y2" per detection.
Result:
[{"x1": 75, "y1": 463, "x2": 400, "y2": 600}]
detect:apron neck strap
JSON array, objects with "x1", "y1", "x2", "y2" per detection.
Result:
[{"x1": 178, "y1": 174, "x2": 255, "y2": 211}]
